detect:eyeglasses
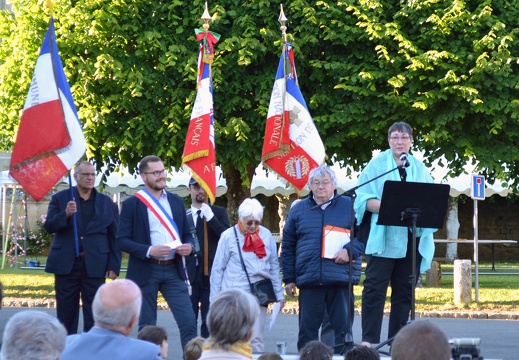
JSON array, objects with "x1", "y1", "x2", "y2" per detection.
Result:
[
  {"x1": 389, "y1": 136, "x2": 411, "y2": 142},
  {"x1": 311, "y1": 180, "x2": 332, "y2": 188},
  {"x1": 78, "y1": 173, "x2": 96, "y2": 178},
  {"x1": 246, "y1": 220, "x2": 261, "y2": 226},
  {"x1": 141, "y1": 169, "x2": 167, "y2": 177}
]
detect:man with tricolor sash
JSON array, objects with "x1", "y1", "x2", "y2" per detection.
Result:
[{"x1": 117, "y1": 155, "x2": 197, "y2": 354}]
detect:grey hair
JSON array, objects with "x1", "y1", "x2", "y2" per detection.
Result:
[
  {"x1": 387, "y1": 121, "x2": 413, "y2": 139},
  {"x1": 0, "y1": 310, "x2": 67, "y2": 360},
  {"x1": 238, "y1": 198, "x2": 264, "y2": 222},
  {"x1": 93, "y1": 280, "x2": 142, "y2": 328},
  {"x1": 307, "y1": 165, "x2": 338, "y2": 188},
  {"x1": 206, "y1": 288, "x2": 260, "y2": 350},
  {"x1": 73, "y1": 161, "x2": 94, "y2": 175}
]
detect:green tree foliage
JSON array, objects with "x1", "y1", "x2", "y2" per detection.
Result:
[
  {"x1": 297, "y1": 1, "x2": 519, "y2": 186},
  {"x1": 1, "y1": 0, "x2": 519, "y2": 218}
]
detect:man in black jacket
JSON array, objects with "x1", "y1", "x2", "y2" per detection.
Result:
[
  {"x1": 44, "y1": 161, "x2": 121, "y2": 334},
  {"x1": 185, "y1": 178, "x2": 230, "y2": 338}
]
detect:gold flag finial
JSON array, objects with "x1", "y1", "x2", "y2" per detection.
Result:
[
  {"x1": 279, "y1": 4, "x2": 288, "y2": 44},
  {"x1": 46, "y1": 0, "x2": 54, "y2": 16},
  {"x1": 202, "y1": 2, "x2": 211, "y2": 31}
]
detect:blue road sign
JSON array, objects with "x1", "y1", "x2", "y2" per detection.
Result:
[{"x1": 471, "y1": 174, "x2": 485, "y2": 200}]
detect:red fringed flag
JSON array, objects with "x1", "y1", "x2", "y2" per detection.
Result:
[
  {"x1": 261, "y1": 43, "x2": 326, "y2": 191},
  {"x1": 182, "y1": 27, "x2": 220, "y2": 204},
  {"x1": 9, "y1": 18, "x2": 86, "y2": 201}
]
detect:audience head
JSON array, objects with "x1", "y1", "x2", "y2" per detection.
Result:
[
  {"x1": 391, "y1": 320, "x2": 451, "y2": 360},
  {"x1": 206, "y1": 288, "x2": 260, "y2": 350},
  {"x1": 257, "y1": 353, "x2": 284, "y2": 360},
  {"x1": 299, "y1": 340, "x2": 333, "y2": 360},
  {"x1": 184, "y1": 336, "x2": 205, "y2": 360},
  {"x1": 0, "y1": 310, "x2": 67, "y2": 360},
  {"x1": 93, "y1": 279, "x2": 142, "y2": 336},
  {"x1": 138, "y1": 325, "x2": 169, "y2": 359},
  {"x1": 344, "y1": 346, "x2": 380, "y2": 360}
]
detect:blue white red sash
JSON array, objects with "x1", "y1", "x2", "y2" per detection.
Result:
[{"x1": 135, "y1": 188, "x2": 181, "y2": 242}]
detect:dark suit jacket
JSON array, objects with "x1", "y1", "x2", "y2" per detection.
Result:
[
  {"x1": 61, "y1": 326, "x2": 162, "y2": 360},
  {"x1": 44, "y1": 187, "x2": 121, "y2": 278},
  {"x1": 117, "y1": 191, "x2": 194, "y2": 287},
  {"x1": 185, "y1": 205, "x2": 230, "y2": 283}
]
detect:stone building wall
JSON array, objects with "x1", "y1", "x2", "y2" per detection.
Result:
[{"x1": 434, "y1": 195, "x2": 519, "y2": 261}]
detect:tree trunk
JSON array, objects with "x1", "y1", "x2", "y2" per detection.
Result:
[
  {"x1": 275, "y1": 194, "x2": 297, "y2": 236},
  {"x1": 445, "y1": 197, "x2": 460, "y2": 262},
  {"x1": 222, "y1": 164, "x2": 255, "y2": 225}
]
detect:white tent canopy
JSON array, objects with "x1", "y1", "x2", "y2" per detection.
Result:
[
  {"x1": 0, "y1": 152, "x2": 512, "y2": 199},
  {"x1": 251, "y1": 152, "x2": 512, "y2": 198}
]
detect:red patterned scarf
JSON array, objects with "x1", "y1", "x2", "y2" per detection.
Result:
[{"x1": 238, "y1": 220, "x2": 266, "y2": 259}]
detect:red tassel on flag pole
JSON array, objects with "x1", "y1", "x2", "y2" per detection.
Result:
[{"x1": 182, "y1": 3, "x2": 220, "y2": 204}]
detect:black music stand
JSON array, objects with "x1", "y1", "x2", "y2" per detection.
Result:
[{"x1": 374, "y1": 180, "x2": 450, "y2": 354}]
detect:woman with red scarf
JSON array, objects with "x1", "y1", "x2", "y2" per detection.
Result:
[{"x1": 210, "y1": 198, "x2": 285, "y2": 353}]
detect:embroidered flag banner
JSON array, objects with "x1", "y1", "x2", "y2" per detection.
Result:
[
  {"x1": 182, "y1": 28, "x2": 220, "y2": 204},
  {"x1": 261, "y1": 43, "x2": 326, "y2": 191},
  {"x1": 9, "y1": 18, "x2": 86, "y2": 201}
]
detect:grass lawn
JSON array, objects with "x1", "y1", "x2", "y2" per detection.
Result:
[{"x1": 1, "y1": 256, "x2": 518, "y2": 313}]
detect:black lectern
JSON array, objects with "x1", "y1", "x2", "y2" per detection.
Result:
[{"x1": 378, "y1": 180, "x2": 450, "y2": 320}]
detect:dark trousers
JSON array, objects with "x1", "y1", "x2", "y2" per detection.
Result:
[
  {"x1": 298, "y1": 286, "x2": 353, "y2": 354},
  {"x1": 361, "y1": 232, "x2": 422, "y2": 343},
  {"x1": 190, "y1": 266, "x2": 210, "y2": 338},
  {"x1": 139, "y1": 263, "x2": 197, "y2": 351},
  {"x1": 55, "y1": 256, "x2": 105, "y2": 334}
]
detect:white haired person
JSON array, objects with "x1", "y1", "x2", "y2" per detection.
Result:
[
  {"x1": 60, "y1": 279, "x2": 162, "y2": 360},
  {"x1": 210, "y1": 198, "x2": 285, "y2": 353},
  {"x1": 200, "y1": 288, "x2": 260, "y2": 359},
  {"x1": 1, "y1": 310, "x2": 67, "y2": 360}
]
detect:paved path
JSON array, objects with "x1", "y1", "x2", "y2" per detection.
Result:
[{"x1": 1, "y1": 307, "x2": 517, "y2": 359}]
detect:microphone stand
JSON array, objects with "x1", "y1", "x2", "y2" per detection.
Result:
[{"x1": 313, "y1": 162, "x2": 408, "y2": 354}]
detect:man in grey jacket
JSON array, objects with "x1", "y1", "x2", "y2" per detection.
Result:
[{"x1": 61, "y1": 279, "x2": 162, "y2": 360}]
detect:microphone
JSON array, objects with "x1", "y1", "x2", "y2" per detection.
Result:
[{"x1": 400, "y1": 152, "x2": 410, "y2": 168}]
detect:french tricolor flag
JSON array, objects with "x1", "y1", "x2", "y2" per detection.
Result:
[
  {"x1": 261, "y1": 43, "x2": 326, "y2": 191},
  {"x1": 182, "y1": 29, "x2": 220, "y2": 204},
  {"x1": 9, "y1": 18, "x2": 86, "y2": 201}
]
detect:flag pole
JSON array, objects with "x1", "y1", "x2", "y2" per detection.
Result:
[
  {"x1": 201, "y1": 4, "x2": 214, "y2": 206},
  {"x1": 68, "y1": 172, "x2": 80, "y2": 257},
  {"x1": 47, "y1": 0, "x2": 79, "y2": 257},
  {"x1": 279, "y1": 5, "x2": 287, "y2": 45}
]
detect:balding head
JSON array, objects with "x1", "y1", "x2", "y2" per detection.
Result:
[
  {"x1": 391, "y1": 320, "x2": 451, "y2": 360},
  {"x1": 93, "y1": 279, "x2": 142, "y2": 335}
]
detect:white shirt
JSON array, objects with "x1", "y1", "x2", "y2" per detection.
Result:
[{"x1": 147, "y1": 190, "x2": 174, "y2": 260}]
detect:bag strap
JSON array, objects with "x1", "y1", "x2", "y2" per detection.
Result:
[{"x1": 233, "y1": 226, "x2": 254, "y2": 291}]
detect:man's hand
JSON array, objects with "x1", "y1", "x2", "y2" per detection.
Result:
[
  {"x1": 278, "y1": 299, "x2": 286, "y2": 311},
  {"x1": 65, "y1": 201, "x2": 77, "y2": 218},
  {"x1": 200, "y1": 203, "x2": 214, "y2": 221},
  {"x1": 105, "y1": 270, "x2": 118, "y2": 280},
  {"x1": 175, "y1": 243, "x2": 193, "y2": 256},
  {"x1": 285, "y1": 283, "x2": 297, "y2": 297},
  {"x1": 332, "y1": 248, "x2": 350, "y2": 264},
  {"x1": 149, "y1": 245, "x2": 173, "y2": 258}
]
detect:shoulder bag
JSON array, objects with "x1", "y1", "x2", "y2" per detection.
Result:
[{"x1": 233, "y1": 227, "x2": 277, "y2": 307}]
